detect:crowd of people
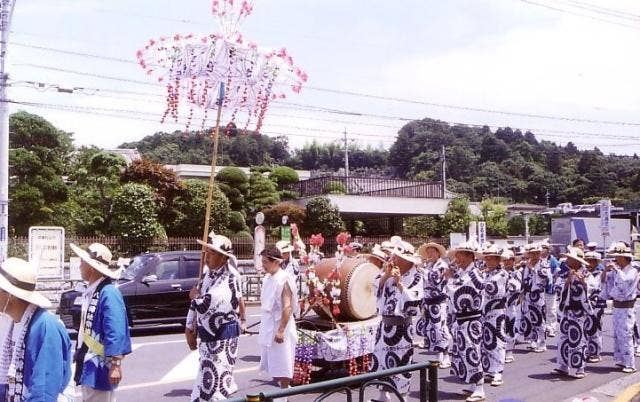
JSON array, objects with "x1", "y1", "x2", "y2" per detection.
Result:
[
  {"x1": 368, "y1": 237, "x2": 640, "y2": 402},
  {"x1": 0, "y1": 233, "x2": 638, "y2": 402}
]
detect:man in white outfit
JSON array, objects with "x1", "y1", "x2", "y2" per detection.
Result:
[{"x1": 259, "y1": 247, "x2": 299, "y2": 402}]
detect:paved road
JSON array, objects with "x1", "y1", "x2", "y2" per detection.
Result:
[{"x1": 75, "y1": 306, "x2": 638, "y2": 402}]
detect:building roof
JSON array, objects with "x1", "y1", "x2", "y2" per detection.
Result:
[{"x1": 165, "y1": 164, "x2": 311, "y2": 180}]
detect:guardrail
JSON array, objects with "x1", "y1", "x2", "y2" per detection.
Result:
[{"x1": 224, "y1": 361, "x2": 439, "y2": 402}]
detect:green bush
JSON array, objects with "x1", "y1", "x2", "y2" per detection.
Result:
[{"x1": 270, "y1": 166, "x2": 299, "y2": 188}]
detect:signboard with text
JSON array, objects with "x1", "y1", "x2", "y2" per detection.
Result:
[
  {"x1": 28, "y1": 226, "x2": 65, "y2": 279},
  {"x1": 600, "y1": 199, "x2": 611, "y2": 236},
  {"x1": 478, "y1": 221, "x2": 487, "y2": 247}
]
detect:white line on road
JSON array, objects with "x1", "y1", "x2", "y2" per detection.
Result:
[
  {"x1": 131, "y1": 339, "x2": 185, "y2": 351},
  {"x1": 118, "y1": 365, "x2": 260, "y2": 391}
]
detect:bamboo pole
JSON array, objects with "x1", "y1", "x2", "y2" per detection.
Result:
[{"x1": 199, "y1": 83, "x2": 225, "y2": 277}]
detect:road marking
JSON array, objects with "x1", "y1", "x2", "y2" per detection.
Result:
[
  {"x1": 161, "y1": 350, "x2": 199, "y2": 382},
  {"x1": 118, "y1": 364, "x2": 260, "y2": 391},
  {"x1": 613, "y1": 381, "x2": 640, "y2": 402},
  {"x1": 131, "y1": 339, "x2": 185, "y2": 351}
]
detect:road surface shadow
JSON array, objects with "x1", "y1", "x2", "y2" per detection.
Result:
[
  {"x1": 529, "y1": 373, "x2": 576, "y2": 382},
  {"x1": 240, "y1": 354, "x2": 261, "y2": 363},
  {"x1": 164, "y1": 388, "x2": 192, "y2": 398},
  {"x1": 586, "y1": 365, "x2": 621, "y2": 374},
  {"x1": 130, "y1": 324, "x2": 183, "y2": 337}
]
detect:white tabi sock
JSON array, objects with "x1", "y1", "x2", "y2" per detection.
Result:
[{"x1": 472, "y1": 382, "x2": 485, "y2": 397}]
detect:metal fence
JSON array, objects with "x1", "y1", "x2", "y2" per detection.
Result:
[
  {"x1": 225, "y1": 361, "x2": 439, "y2": 402},
  {"x1": 7, "y1": 235, "x2": 448, "y2": 260},
  {"x1": 284, "y1": 176, "x2": 445, "y2": 199}
]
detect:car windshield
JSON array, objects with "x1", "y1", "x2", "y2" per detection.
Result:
[{"x1": 121, "y1": 255, "x2": 154, "y2": 280}]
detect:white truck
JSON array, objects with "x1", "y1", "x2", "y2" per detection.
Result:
[{"x1": 551, "y1": 216, "x2": 631, "y2": 251}]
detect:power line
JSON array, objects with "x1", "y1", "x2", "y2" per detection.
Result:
[
  {"x1": 8, "y1": 81, "x2": 640, "y2": 143},
  {"x1": 561, "y1": 0, "x2": 640, "y2": 20},
  {"x1": 518, "y1": 0, "x2": 640, "y2": 30},
  {"x1": 14, "y1": 61, "x2": 640, "y2": 127}
]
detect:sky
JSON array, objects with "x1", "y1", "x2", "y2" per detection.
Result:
[{"x1": 6, "y1": 0, "x2": 640, "y2": 154}]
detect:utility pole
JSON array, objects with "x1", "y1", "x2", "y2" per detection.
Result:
[
  {"x1": 0, "y1": 0, "x2": 16, "y2": 262},
  {"x1": 343, "y1": 128, "x2": 349, "y2": 179},
  {"x1": 545, "y1": 189, "x2": 550, "y2": 208},
  {"x1": 441, "y1": 145, "x2": 447, "y2": 196}
]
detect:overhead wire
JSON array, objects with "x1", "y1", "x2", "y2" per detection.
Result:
[{"x1": 518, "y1": 0, "x2": 640, "y2": 30}]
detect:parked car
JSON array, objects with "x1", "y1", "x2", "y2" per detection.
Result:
[{"x1": 57, "y1": 251, "x2": 201, "y2": 331}]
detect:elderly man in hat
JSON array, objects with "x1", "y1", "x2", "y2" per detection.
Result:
[
  {"x1": 554, "y1": 247, "x2": 592, "y2": 379},
  {"x1": 416, "y1": 241, "x2": 451, "y2": 369},
  {"x1": 445, "y1": 240, "x2": 485, "y2": 402},
  {"x1": 186, "y1": 234, "x2": 247, "y2": 400},
  {"x1": 370, "y1": 240, "x2": 423, "y2": 402},
  {"x1": 583, "y1": 251, "x2": 606, "y2": 363},
  {"x1": 71, "y1": 243, "x2": 131, "y2": 402},
  {"x1": 520, "y1": 243, "x2": 552, "y2": 353},
  {"x1": 0, "y1": 258, "x2": 71, "y2": 401},
  {"x1": 501, "y1": 249, "x2": 522, "y2": 364},
  {"x1": 602, "y1": 241, "x2": 639, "y2": 373}
]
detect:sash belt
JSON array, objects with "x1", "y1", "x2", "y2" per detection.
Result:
[{"x1": 613, "y1": 300, "x2": 635, "y2": 308}]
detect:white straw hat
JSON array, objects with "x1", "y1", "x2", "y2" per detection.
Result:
[
  {"x1": 0, "y1": 258, "x2": 51, "y2": 308},
  {"x1": 197, "y1": 233, "x2": 234, "y2": 258},
  {"x1": 561, "y1": 247, "x2": 589, "y2": 267},
  {"x1": 418, "y1": 242, "x2": 446, "y2": 259},
  {"x1": 390, "y1": 240, "x2": 422, "y2": 265},
  {"x1": 607, "y1": 242, "x2": 634, "y2": 259},
  {"x1": 70, "y1": 243, "x2": 121, "y2": 279}
]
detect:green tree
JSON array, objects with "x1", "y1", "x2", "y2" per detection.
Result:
[
  {"x1": 247, "y1": 172, "x2": 280, "y2": 214},
  {"x1": 479, "y1": 199, "x2": 508, "y2": 237},
  {"x1": 303, "y1": 197, "x2": 344, "y2": 236},
  {"x1": 166, "y1": 179, "x2": 231, "y2": 236},
  {"x1": 65, "y1": 148, "x2": 127, "y2": 234},
  {"x1": 442, "y1": 197, "x2": 472, "y2": 234},
  {"x1": 8, "y1": 112, "x2": 73, "y2": 234},
  {"x1": 121, "y1": 159, "x2": 185, "y2": 227},
  {"x1": 216, "y1": 167, "x2": 249, "y2": 212},
  {"x1": 109, "y1": 183, "x2": 166, "y2": 240},
  {"x1": 404, "y1": 215, "x2": 444, "y2": 237}
]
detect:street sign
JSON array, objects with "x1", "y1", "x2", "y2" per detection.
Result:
[
  {"x1": 28, "y1": 226, "x2": 65, "y2": 279},
  {"x1": 478, "y1": 221, "x2": 487, "y2": 247},
  {"x1": 254, "y1": 225, "x2": 265, "y2": 272},
  {"x1": 600, "y1": 199, "x2": 611, "y2": 236}
]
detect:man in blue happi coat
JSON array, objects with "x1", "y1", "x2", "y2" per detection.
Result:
[
  {"x1": 0, "y1": 257, "x2": 71, "y2": 401},
  {"x1": 71, "y1": 243, "x2": 132, "y2": 402}
]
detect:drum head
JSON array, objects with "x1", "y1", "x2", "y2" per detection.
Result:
[{"x1": 346, "y1": 262, "x2": 379, "y2": 320}]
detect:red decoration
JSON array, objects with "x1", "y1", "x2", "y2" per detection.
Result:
[
  {"x1": 310, "y1": 233, "x2": 325, "y2": 247},
  {"x1": 336, "y1": 232, "x2": 350, "y2": 246}
]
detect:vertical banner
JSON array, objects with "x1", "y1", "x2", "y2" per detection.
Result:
[
  {"x1": 28, "y1": 226, "x2": 65, "y2": 279},
  {"x1": 478, "y1": 221, "x2": 487, "y2": 248},
  {"x1": 600, "y1": 199, "x2": 611, "y2": 237},
  {"x1": 254, "y1": 225, "x2": 265, "y2": 272}
]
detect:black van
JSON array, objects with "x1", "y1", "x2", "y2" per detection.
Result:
[{"x1": 57, "y1": 251, "x2": 201, "y2": 330}]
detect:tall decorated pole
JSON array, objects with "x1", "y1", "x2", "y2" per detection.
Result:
[
  {"x1": 137, "y1": 0, "x2": 307, "y2": 274},
  {"x1": 0, "y1": 0, "x2": 16, "y2": 262},
  {"x1": 199, "y1": 82, "x2": 225, "y2": 274}
]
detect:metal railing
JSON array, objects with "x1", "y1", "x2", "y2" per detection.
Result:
[
  {"x1": 225, "y1": 361, "x2": 439, "y2": 402},
  {"x1": 284, "y1": 176, "x2": 444, "y2": 199}
]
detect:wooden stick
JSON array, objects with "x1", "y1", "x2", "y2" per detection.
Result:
[{"x1": 199, "y1": 83, "x2": 225, "y2": 278}]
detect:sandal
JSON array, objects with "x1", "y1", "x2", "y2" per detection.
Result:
[
  {"x1": 553, "y1": 368, "x2": 568, "y2": 375},
  {"x1": 491, "y1": 378, "x2": 504, "y2": 386},
  {"x1": 533, "y1": 347, "x2": 547, "y2": 353},
  {"x1": 439, "y1": 362, "x2": 451, "y2": 369},
  {"x1": 623, "y1": 367, "x2": 637, "y2": 374},
  {"x1": 466, "y1": 394, "x2": 486, "y2": 402},
  {"x1": 587, "y1": 356, "x2": 601, "y2": 363},
  {"x1": 505, "y1": 356, "x2": 515, "y2": 363},
  {"x1": 571, "y1": 373, "x2": 586, "y2": 379},
  {"x1": 461, "y1": 389, "x2": 474, "y2": 395}
]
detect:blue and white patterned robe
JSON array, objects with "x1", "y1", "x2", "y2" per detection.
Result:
[
  {"x1": 416, "y1": 258, "x2": 451, "y2": 353},
  {"x1": 187, "y1": 263, "x2": 243, "y2": 401},
  {"x1": 604, "y1": 263, "x2": 639, "y2": 369},
  {"x1": 556, "y1": 269, "x2": 592, "y2": 376},
  {"x1": 370, "y1": 265, "x2": 423, "y2": 395},
  {"x1": 584, "y1": 270, "x2": 606, "y2": 359},
  {"x1": 520, "y1": 261, "x2": 552, "y2": 347},
  {"x1": 505, "y1": 268, "x2": 523, "y2": 352},
  {"x1": 447, "y1": 263, "x2": 485, "y2": 384}
]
